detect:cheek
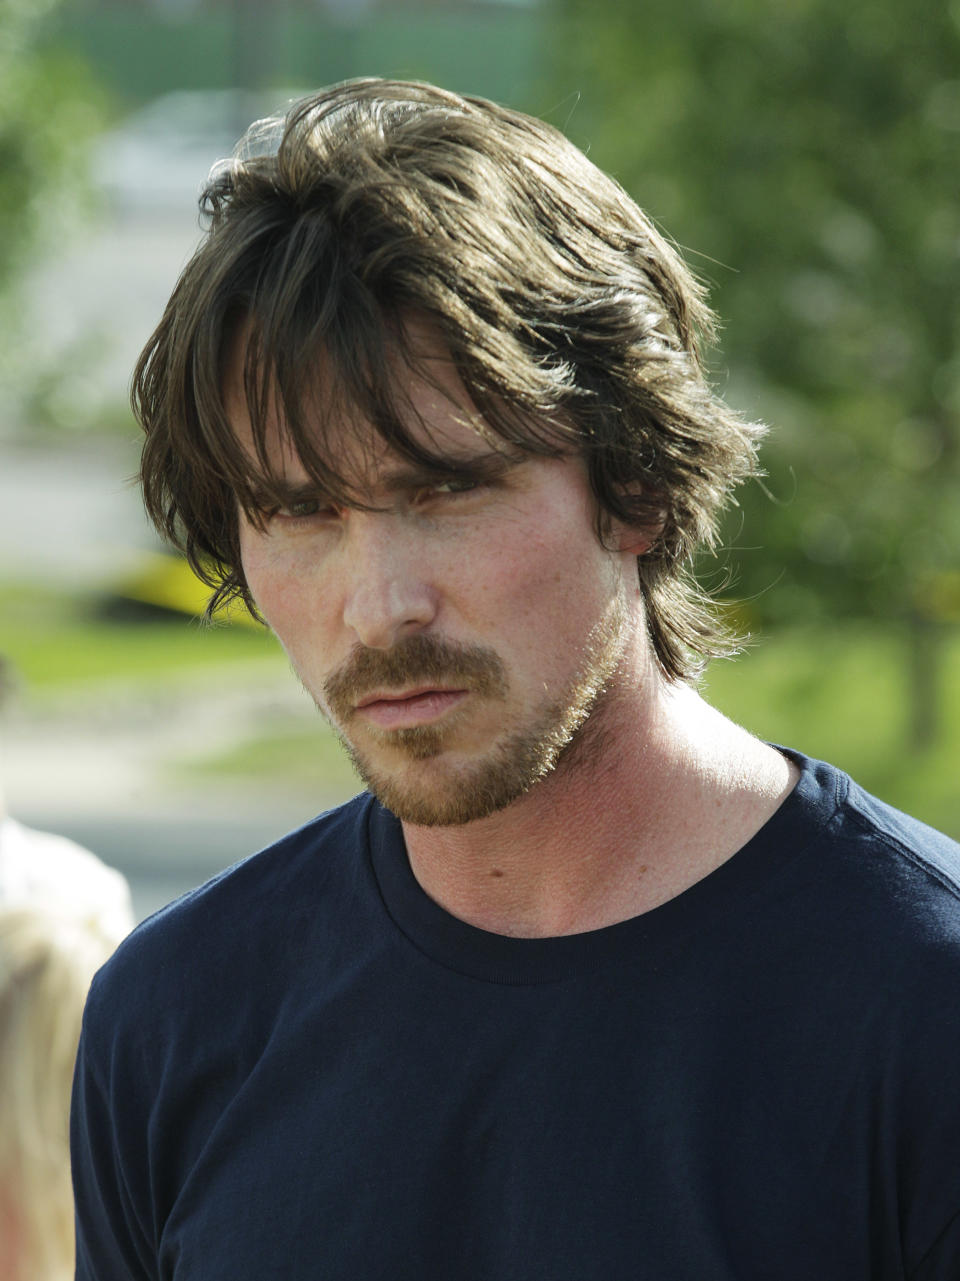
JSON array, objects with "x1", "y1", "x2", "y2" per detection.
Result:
[
  {"x1": 238, "y1": 532, "x2": 315, "y2": 636},
  {"x1": 466, "y1": 520, "x2": 619, "y2": 653},
  {"x1": 237, "y1": 534, "x2": 275, "y2": 617}
]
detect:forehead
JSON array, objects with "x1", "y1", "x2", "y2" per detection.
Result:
[{"x1": 222, "y1": 314, "x2": 508, "y2": 492}]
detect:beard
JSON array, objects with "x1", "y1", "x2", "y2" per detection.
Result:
[{"x1": 317, "y1": 601, "x2": 628, "y2": 827}]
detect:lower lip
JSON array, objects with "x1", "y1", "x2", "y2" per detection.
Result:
[{"x1": 356, "y1": 690, "x2": 468, "y2": 730}]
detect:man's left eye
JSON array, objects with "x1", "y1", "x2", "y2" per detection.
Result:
[{"x1": 430, "y1": 477, "x2": 481, "y2": 496}]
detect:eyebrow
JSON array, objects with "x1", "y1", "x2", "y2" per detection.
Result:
[
  {"x1": 248, "y1": 451, "x2": 523, "y2": 510},
  {"x1": 378, "y1": 452, "x2": 521, "y2": 492}
]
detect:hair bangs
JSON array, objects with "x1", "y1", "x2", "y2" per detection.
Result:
[{"x1": 230, "y1": 283, "x2": 577, "y2": 527}]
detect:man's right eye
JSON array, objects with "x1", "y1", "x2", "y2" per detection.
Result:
[{"x1": 268, "y1": 497, "x2": 341, "y2": 525}]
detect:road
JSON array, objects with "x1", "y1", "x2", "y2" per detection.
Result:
[{"x1": 0, "y1": 653, "x2": 357, "y2": 923}]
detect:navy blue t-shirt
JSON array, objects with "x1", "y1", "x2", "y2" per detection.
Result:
[{"x1": 71, "y1": 752, "x2": 960, "y2": 1279}]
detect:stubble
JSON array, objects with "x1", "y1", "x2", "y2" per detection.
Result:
[{"x1": 318, "y1": 603, "x2": 628, "y2": 826}]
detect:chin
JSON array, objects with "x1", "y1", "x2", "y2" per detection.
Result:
[
  {"x1": 344, "y1": 712, "x2": 598, "y2": 828},
  {"x1": 366, "y1": 773, "x2": 529, "y2": 827}
]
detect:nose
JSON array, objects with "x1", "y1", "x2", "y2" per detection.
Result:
[{"x1": 340, "y1": 512, "x2": 438, "y2": 650}]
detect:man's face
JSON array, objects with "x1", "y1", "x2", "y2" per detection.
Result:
[{"x1": 231, "y1": 327, "x2": 643, "y2": 827}]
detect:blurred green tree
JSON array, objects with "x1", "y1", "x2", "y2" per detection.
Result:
[
  {"x1": 550, "y1": 0, "x2": 960, "y2": 741},
  {"x1": 0, "y1": 0, "x2": 106, "y2": 392}
]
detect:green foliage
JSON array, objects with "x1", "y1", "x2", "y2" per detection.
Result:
[
  {"x1": 42, "y1": 7, "x2": 542, "y2": 110},
  {"x1": 550, "y1": 0, "x2": 960, "y2": 625},
  {"x1": 705, "y1": 622, "x2": 960, "y2": 836},
  {"x1": 0, "y1": 0, "x2": 106, "y2": 294},
  {"x1": 0, "y1": 0, "x2": 110, "y2": 437}
]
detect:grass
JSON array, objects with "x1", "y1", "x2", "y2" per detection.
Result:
[
  {"x1": 704, "y1": 622, "x2": 960, "y2": 837},
  {"x1": 175, "y1": 721, "x2": 361, "y2": 797},
  {"x1": 0, "y1": 581, "x2": 285, "y2": 693},
  {"x1": 3, "y1": 581, "x2": 958, "y2": 836}
]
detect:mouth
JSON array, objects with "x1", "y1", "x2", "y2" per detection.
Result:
[{"x1": 353, "y1": 687, "x2": 469, "y2": 730}]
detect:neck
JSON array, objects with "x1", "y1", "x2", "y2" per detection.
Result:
[{"x1": 401, "y1": 669, "x2": 798, "y2": 939}]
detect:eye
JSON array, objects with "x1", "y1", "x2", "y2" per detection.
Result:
[
  {"x1": 427, "y1": 476, "x2": 483, "y2": 497},
  {"x1": 270, "y1": 496, "x2": 341, "y2": 526},
  {"x1": 282, "y1": 498, "x2": 325, "y2": 518}
]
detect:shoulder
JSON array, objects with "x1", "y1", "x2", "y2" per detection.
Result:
[
  {"x1": 81, "y1": 791, "x2": 377, "y2": 1039},
  {"x1": 819, "y1": 754, "x2": 960, "y2": 928},
  {"x1": 779, "y1": 750, "x2": 960, "y2": 986},
  {"x1": 72, "y1": 792, "x2": 388, "y2": 1246},
  {"x1": 838, "y1": 768, "x2": 960, "y2": 898},
  {"x1": 751, "y1": 750, "x2": 960, "y2": 1007},
  {"x1": 818, "y1": 767, "x2": 960, "y2": 1271},
  {"x1": 782, "y1": 749, "x2": 960, "y2": 891}
]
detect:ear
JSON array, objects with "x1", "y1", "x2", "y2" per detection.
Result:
[
  {"x1": 609, "y1": 501, "x2": 667, "y2": 558},
  {"x1": 614, "y1": 523, "x2": 660, "y2": 556}
]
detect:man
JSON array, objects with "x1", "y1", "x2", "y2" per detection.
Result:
[{"x1": 71, "y1": 79, "x2": 960, "y2": 1279}]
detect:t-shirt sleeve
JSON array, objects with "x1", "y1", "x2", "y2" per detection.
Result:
[
  {"x1": 71, "y1": 982, "x2": 156, "y2": 1281},
  {"x1": 895, "y1": 912, "x2": 960, "y2": 1279}
]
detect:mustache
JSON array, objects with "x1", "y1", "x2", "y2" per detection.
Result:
[{"x1": 323, "y1": 634, "x2": 508, "y2": 720}]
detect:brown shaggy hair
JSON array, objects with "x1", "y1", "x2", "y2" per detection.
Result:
[{"x1": 135, "y1": 77, "x2": 764, "y2": 681}]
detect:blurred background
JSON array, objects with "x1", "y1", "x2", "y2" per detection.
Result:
[{"x1": 0, "y1": 0, "x2": 957, "y2": 920}]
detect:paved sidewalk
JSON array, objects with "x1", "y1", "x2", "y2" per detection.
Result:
[{"x1": 2, "y1": 666, "x2": 359, "y2": 921}]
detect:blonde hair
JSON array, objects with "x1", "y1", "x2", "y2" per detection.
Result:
[{"x1": 0, "y1": 906, "x2": 128, "y2": 1281}]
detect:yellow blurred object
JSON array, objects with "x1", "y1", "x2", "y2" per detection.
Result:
[{"x1": 111, "y1": 554, "x2": 259, "y2": 627}]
